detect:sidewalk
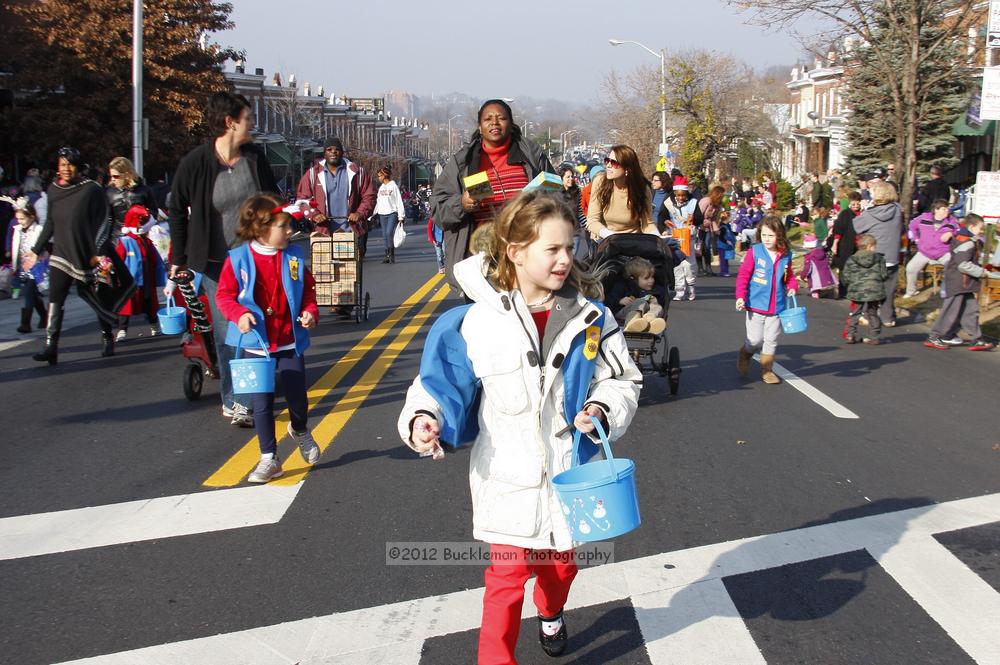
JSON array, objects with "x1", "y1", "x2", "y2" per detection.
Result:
[{"x1": 0, "y1": 292, "x2": 107, "y2": 354}]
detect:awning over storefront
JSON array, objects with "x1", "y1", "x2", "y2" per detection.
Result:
[
  {"x1": 264, "y1": 141, "x2": 292, "y2": 166},
  {"x1": 953, "y1": 116, "x2": 995, "y2": 137},
  {"x1": 413, "y1": 163, "x2": 431, "y2": 181}
]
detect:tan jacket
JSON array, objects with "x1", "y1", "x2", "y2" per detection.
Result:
[{"x1": 585, "y1": 173, "x2": 657, "y2": 239}]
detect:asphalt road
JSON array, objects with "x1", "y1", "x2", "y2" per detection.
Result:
[{"x1": 1, "y1": 228, "x2": 998, "y2": 665}]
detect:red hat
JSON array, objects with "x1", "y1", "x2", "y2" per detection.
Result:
[
  {"x1": 123, "y1": 204, "x2": 150, "y2": 230},
  {"x1": 672, "y1": 176, "x2": 689, "y2": 191}
]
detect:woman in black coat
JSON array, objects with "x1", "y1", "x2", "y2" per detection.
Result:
[
  {"x1": 106, "y1": 156, "x2": 157, "y2": 244},
  {"x1": 23, "y1": 147, "x2": 135, "y2": 364},
  {"x1": 826, "y1": 191, "x2": 862, "y2": 297}
]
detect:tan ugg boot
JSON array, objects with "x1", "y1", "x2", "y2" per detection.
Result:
[
  {"x1": 759, "y1": 354, "x2": 781, "y2": 384},
  {"x1": 737, "y1": 346, "x2": 752, "y2": 376}
]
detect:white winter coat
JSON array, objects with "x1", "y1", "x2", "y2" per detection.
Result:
[{"x1": 397, "y1": 254, "x2": 642, "y2": 551}]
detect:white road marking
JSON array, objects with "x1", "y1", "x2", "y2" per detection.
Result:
[
  {"x1": 634, "y1": 579, "x2": 767, "y2": 665},
  {"x1": 0, "y1": 485, "x2": 301, "y2": 561},
  {"x1": 873, "y1": 533, "x2": 1000, "y2": 665},
  {"x1": 754, "y1": 353, "x2": 859, "y2": 419},
  {"x1": 56, "y1": 491, "x2": 1000, "y2": 665}
]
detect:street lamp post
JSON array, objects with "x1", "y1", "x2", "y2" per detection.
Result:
[
  {"x1": 609, "y1": 38, "x2": 666, "y2": 152},
  {"x1": 132, "y1": 0, "x2": 143, "y2": 176},
  {"x1": 447, "y1": 114, "x2": 462, "y2": 154}
]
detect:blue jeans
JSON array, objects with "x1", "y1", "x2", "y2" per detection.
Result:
[
  {"x1": 250, "y1": 350, "x2": 308, "y2": 455},
  {"x1": 377, "y1": 212, "x2": 399, "y2": 251},
  {"x1": 201, "y1": 267, "x2": 249, "y2": 411},
  {"x1": 433, "y1": 241, "x2": 445, "y2": 270}
]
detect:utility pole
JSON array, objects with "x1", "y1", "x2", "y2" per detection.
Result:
[{"x1": 132, "y1": 0, "x2": 143, "y2": 176}]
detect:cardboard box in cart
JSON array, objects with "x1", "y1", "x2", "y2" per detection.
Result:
[{"x1": 310, "y1": 232, "x2": 358, "y2": 306}]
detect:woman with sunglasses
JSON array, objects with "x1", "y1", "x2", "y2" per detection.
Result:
[
  {"x1": 22, "y1": 147, "x2": 136, "y2": 364},
  {"x1": 430, "y1": 99, "x2": 555, "y2": 289},
  {"x1": 106, "y1": 156, "x2": 156, "y2": 245},
  {"x1": 585, "y1": 146, "x2": 657, "y2": 240}
]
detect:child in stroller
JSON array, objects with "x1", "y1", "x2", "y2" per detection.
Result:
[
  {"x1": 606, "y1": 257, "x2": 666, "y2": 334},
  {"x1": 593, "y1": 233, "x2": 681, "y2": 392}
]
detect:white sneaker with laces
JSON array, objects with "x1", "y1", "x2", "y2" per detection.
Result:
[
  {"x1": 248, "y1": 456, "x2": 282, "y2": 483},
  {"x1": 115, "y1": 329, "x2": 127, "y2": 342},
  {"x1": 287, "y1": 423, "x2": 321, "y2": 464},
  {"x1": 942, "y1": 336, "x2": 964, "y2": 346},
  {"x1": 230, "y1": 403, "x2": 254, "y2": 427}
]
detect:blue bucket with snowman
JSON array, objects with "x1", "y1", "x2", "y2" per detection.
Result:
[
  {"x1": 551, "y1": 417, "x2": 640, "y2": 542},
  {"x1": 230, "y1": 329, "x2": 276, "y2": 394},
  {"x1": 156, "y1": 301, "x2": 187, "y2": 335},
  {"x1": 778, "y1": 293, "x2": 808, "y2": 334}
]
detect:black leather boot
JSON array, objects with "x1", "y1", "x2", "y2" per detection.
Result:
[
  {"x1": 17, "y1": 308, "x2": 31, "y2": 334},
  {"x1": 389, "y1": 248, "x2": 395, "y2": 264},
  {"x1": 382, "y1": 249, "x2": 391, "y2": 264},
  {"x1": 36, "y1": 303, "x2": 47, "y2": 330},
  {"x1": 32, "y1": 303, "x2": 62, "y2": 365},
  {"x1": 100, "y1": 323, "x2": 115, "y2": 357}
]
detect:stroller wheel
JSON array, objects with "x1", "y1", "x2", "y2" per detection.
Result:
[
  {"x1": 183, "y1": 362, "x2": 204, "y2": 401},
  {"x1": 667, "y1": 347, "x2": 681, "y2": 396}
]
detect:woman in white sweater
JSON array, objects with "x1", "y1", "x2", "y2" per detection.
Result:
[{"x1": 373, "y1": 166, "x2": 406, "y2": 263}]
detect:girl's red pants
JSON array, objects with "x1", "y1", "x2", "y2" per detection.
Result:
[{"x1": 477, "y1": 544, "x2": 577, "y2": 665}]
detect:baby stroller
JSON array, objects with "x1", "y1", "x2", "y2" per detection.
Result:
[{"x1": 591, "y1": 234, "x2": 682, "y2": 395}]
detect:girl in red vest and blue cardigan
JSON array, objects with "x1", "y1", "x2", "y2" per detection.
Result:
[
  {"x1": 735, "y1": 215, "x2": 797, "y2": 384},
  {"x1": 216, "y1": 194, "x2": 321, "y2": 483}
]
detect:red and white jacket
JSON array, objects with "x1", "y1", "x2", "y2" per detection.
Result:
[{"x1": 295, "y1": 158, "x2": 376, "y2": 236}]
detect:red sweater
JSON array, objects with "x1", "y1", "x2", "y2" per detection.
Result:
[
  {"x1": 473, "y1": 139, "x2": 529, "y2": 228},
  {"x1": 216, "y1": 245, "x2": 319, "y2": 352}
]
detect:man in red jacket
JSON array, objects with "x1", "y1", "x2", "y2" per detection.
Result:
[{"x1": 296, "y1": 138, "x2": 376, "y2": 256}]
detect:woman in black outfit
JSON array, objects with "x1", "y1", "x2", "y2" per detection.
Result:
[
  {"x1": 826, "y1": 191, "x2": 862, "y2": 298},
  {"x1": 106, "y1": 156, "x2": 157, "y2": 244},
  {"x1": 23, "y1": 147, "x2": 135, "y2": 364}
]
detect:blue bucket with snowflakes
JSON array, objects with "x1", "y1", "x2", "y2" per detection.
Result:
[
  {"x1": 551, "y1": 417, "x2": 640, "y2": 542},
  {"x1": 230, "y1": 329, "x2": 276, "y2": 394}
]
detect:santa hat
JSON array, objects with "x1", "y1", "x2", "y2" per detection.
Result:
[
  {"x1": 123, "y1": 204, "x2": 150, "y2": 233},
  {"x1": 672, "y1": 176, "x2": 689, "y2": 191},
  {"x1": 274, "y1": 198, "x2": 320, "y2": 221}
]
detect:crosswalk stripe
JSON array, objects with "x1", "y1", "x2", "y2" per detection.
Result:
[
  {"x1": 874, "y1": 533, "x2": 1000, "y2": 664},
  {"x1": 0, "y1": 485, "x2": 301, "y2": 561},
  {"x1": 54, "y1": 491, "x2": 1000, "y2": 664},
  {"x1": 203, "y1": 272, "x2": 444, "y2": 487},
  {"x1": 269, "y1": 282, "x2": 451, "y2": 486}
]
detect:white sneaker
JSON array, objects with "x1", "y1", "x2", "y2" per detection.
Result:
[
  {"x1": 149, "y1": 327, "x2": 159, "y2": 337},
  {"x1": 115, "y1": 329, "x2": 127, "y2": 342},
  {"x1": 942, "y1": 336, "x2": 965, "y2": 346},
  {"x1": 287, "y1": 423, "x2": 320, "y2": 465},
  {"x1": 230, "y1": 403, "x2": 254, "y2": 428},
  {"x1": 248, "y1": 456, "x2": 283, "y2": 483},
  {"x1": 672, "y1": 294, "x2": 684, "y2": 301},
  {"x1": 687, "y1": 291, "x2": 696, "y2": 301}
]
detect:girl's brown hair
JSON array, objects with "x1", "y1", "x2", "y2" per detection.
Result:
[
  {"x1": 597, "y1": 144, "x2": 650, "y2": 230},
  {"x1": 377, "y1": 166, "x2": 391, "y2": 179},
  {"x1": 236, "y1": 192, "x2": 289, "y2": 242},
  {"x1": 708, "y1": 185, "x2": 725, "y2": 206},
  {"x1": 484, "y1": 189, "x2": 604, "y2": 299},
  {"x1": 756, "y1": 214, "x2": 789, "y2": 253}
]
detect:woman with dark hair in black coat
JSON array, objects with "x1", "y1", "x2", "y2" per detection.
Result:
[{"x1": 23, "y1": 147, "x2": 136, "y2": 364}]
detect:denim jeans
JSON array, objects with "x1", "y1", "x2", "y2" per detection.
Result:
[
  {"x1": 201, "y1": 265, "x2": 249, "y2": 411},
  {"x1": 377, "y1": 212, "x2": 399, "y2": 251}
]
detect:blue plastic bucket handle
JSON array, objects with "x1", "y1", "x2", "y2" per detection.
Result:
[
  {"x1": 788, "y1": 293, "x2": 798, "y2": 311},
  {"x1": 571, "y1": 416, "x2": 622, "y2": 482},
  {"x1": 234, "y1": 328, "x2": 272, "y2": 361}
]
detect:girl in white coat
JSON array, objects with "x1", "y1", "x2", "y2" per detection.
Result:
[{"x1": 398, "y1": 190, "x2": 641, "y2": 664}]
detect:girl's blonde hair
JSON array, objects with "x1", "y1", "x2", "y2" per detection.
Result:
[
  {"x1": 479, "y1": 189, "x2": 603, "y2": 299},
  {"x1": 236, "y1": 192, "x2": 289, "y2": 241},
  {"x1": 108, "y1": 156, "x2": 138, "y2": 188}
]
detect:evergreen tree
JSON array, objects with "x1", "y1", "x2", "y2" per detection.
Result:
[
  {"x1": 0, "y1": 0, "x2": 238, "y2": 177},
  {"x1": 844, "y1": 11, "x2": 967, "y2": 180}
]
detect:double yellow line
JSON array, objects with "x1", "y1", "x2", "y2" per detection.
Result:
[{"x1": 203, "y1": 273, "x2": 451, "y2": 487}]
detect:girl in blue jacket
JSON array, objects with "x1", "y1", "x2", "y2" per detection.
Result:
[{"x1": 735, "y1": 216, "x2": 797, "y2": 384}]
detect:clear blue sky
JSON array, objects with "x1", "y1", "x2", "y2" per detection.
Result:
[{"x1": 216, "y1": 0, "x2": 812, "y2": 103}]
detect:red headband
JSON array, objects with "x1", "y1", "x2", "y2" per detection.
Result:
[{"x1": 271, "y1": 206, "x2": 285, "y2": 215}]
